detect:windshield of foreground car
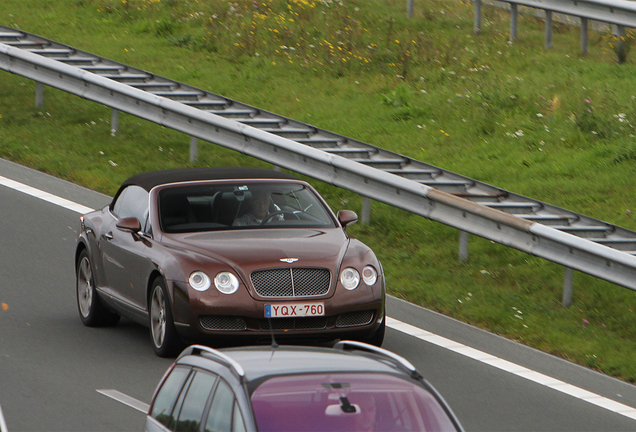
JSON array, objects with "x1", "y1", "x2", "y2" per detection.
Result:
[
  {"x1": 158, "y1": 182, "x2": 336, "y2": 233},
  {"x1": 250, "y1": 373, "x2": 458, "y2": 432}
]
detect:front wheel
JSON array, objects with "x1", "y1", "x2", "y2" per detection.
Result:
[
  {"x1": 149, "y1": 278, "x2": 182, "y2": 357},
  {"x1": 361, "y1": 316, "x2": 385, "y2": 347},
  {"x1": 76, "y1": 249, "x2": 120, "y2": 327}
]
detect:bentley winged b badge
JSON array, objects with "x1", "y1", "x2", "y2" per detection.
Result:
[{"x1": 279, "y1": 258, "x2": 299, "y2": 263}]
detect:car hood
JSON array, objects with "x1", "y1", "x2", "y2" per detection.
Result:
[{"x1": 161, "y1": 228, "x2": 349, "y2": 269}]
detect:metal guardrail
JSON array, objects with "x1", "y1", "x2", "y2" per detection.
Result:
[
  {"x1": 473, "y1": 0, "x2": 636, "y2": 55},
  {"x1": 2, "y1": 26, "x2": 636, "y2": 302}
]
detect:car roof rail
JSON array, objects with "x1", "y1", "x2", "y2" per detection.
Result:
[
  {"x1": 333, "y1": 340, "x2": 423, "y2": 380},
  {"x1": 178, "y1": 344, "x2": 246, "y2": 382}
]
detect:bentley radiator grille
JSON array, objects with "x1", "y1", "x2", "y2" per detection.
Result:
[
  {"x1": 199, "y1": 316, "x2": 247, "y2": 331},
  {"x1": 336, "y1": 310, "x2": 374, "y2": 327},
  {"x1": 251, "y1": 267, "x2": 331, "y2": 297}
]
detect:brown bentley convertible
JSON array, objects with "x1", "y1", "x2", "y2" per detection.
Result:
[{"x1": 75, "y1": 167, "x2": 385, "y2": 356}]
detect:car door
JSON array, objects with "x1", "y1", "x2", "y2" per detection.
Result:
[{"x1": 99, "y1": 185, "x2": 151, "y2": 313}]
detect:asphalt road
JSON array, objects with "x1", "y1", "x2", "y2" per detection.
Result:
[{"x1": 1, "y1": 158, "x2": 636, "y2": 431}]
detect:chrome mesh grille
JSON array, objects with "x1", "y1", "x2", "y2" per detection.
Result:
[
  {"x1": 259, "y1": 317, "x2": 327, "y2": 331},
  {"x1": 251, "y1": 267, "x2": 331, "y2": 297},
  {"x1": 336, "y1": 310, "x2": 374, "y2": 327},
  {"x1": 199, "y1": 316, "x2": 246, "y2": 331}
]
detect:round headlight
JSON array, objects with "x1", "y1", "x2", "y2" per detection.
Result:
[
  {"x1": 214, "y1": 272, "x2": 239, "y2": 294},
  {"x1": 340, "y1": 267, "x2": 360, "y2": 290},
  {"x1": 189, "y1": 271, "x2": 211, "y2": 291},
  {"x1": 362, "y1": 266, "x2": 378, "y2": 286}
]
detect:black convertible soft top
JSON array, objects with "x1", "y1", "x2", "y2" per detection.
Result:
[
  {"x1": 111, "y1": 167, "x2": 298, "y2": 206},
  {"x1": 120, "y1": 166, "x2": 297, "y2": 191}
]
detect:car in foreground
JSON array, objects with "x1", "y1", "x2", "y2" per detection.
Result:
[
  {"x1": 0, "y1": 403, "x2": 7, "y2": 432},
  {"x1": 145, "y1": 341, "x2": 464, "y2": 432},
  {"x1": 75, "y1": 167, "x2": 385, "y2": 356}
]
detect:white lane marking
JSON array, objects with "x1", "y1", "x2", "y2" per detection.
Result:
[
  {"x1": 0, "y1": 175, "x2": 93, "y2": 214},
  {"x1": 3, "y1": 175, "x2": 636, "y2": 421},
  {"x1": 97, "y1": 389, "x2": 149, "y2": 413},
  {"x1": 387, "y1": 317, "x2": 636, "y2": 421}
]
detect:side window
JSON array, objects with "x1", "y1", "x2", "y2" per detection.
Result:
[
  {"x1": 169, "y1": 373, "x2": 193, "y2": 431},
  {"x1": 232, "y1": 401, "x2": 246, "y2": 432},
  {"x1": 204, "y1": 379, "x2": 239, "y2": 432},
  {"x1": 112, "y1": 185, "x2": 149, "y2": 225},
  {"x1": 175, "y1": 371, "x2": 218, "y2": 432},
  {"x1": 150, "y1": 366, "x2": 191, "y2": 429}
]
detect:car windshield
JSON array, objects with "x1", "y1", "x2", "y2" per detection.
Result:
[
  {"x1": 250, "y1": 372, "x2": 458, "y2": 432},
  {"x1": 158, "y1": 182, "x2": 336, "y2": 233}
]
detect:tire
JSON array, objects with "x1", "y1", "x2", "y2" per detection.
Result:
[
  {"x1": 76, "y1": 249, "x2": 120, "y2": 327},
  {"x1": 149, "y1": 278, "x2": 182, "y2": 357},
  {"x1": 362, "y1": 316, "x2": 385, "y2": 347}
]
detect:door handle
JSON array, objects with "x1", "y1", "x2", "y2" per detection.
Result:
[{"x1": 104, "y1": 232, "x2": 114, "y2": 240}]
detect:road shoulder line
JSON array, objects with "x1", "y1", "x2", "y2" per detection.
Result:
[
  {"x1": 387, "y1": 317, "x2": 636, "y2": 421},
  {"x1": 0, "y1": 175, "x2": 93, "y2": 214}
]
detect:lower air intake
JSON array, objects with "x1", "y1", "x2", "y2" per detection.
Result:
[
  {"x1": 336, "y1": 310, "x2": 374, "y2": 327},
  {"x1": 199, "y1": 316, "x2": 247, "y2": 331}
]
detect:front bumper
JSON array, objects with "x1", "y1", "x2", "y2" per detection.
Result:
[{"x1": 170, "y1": 280, "x2": 385, "y2": 343}]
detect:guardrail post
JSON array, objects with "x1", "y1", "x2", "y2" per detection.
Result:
[
  {"x1": 459, "y1": 230, "x2": 469, "y2": 263},
  {"x1": 407, "y1": 0, "x2": 414, "y2": 18},
  {"x1": 474, "y1": 0, "x2": 482, "y2": 34},
  {"x1": 615, "y1": 24, "x2": 627, "y2": 63},
  {"x1": 510, "y1": 4, "x2": 518, "y2": 42},
  {"x1": 361, "y1": 197, "x2": 371, "y2": 224},
  {"x1": 110, "y1": 108, "x2": 119, "y2": 136},
  {"x1": 35, "y1": 82, "x2": 43, "y2": 108},
  {"x1": 581, "y1": 18, "x2": 589, "y2": 55},
  {"x1": 189, "y1": 136, "x2": 198, "y2": 162},
  {"x1": 545, "y1": 10, "x2": 553, "y2": 49},
  {"x1": 562, "y1": 267, "x2": 573, "y2": 308}
]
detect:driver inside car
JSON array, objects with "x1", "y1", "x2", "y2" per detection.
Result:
[{"x1": 233, "y1": 188, "x2": 283, "y2": 226}]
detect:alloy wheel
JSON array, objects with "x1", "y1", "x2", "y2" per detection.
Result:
[
  {"x1": 77, "y1": 256, "x2": 93, "y2": 318},
  {"x1": 151, "y1": 287, "x2": 166, "y2": 348}
]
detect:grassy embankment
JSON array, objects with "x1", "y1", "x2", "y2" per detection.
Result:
[{"x1": 2, "y1": 0, "x2": 636, "y2": 380}]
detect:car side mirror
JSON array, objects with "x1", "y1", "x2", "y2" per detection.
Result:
[
  {"x1": 337, "y1": 210, "x2": 358, "y2": 228},
  {"x1": 116, "y1": 217, "x2": 142, "y2": 233}
]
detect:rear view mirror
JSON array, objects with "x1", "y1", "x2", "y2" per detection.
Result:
[
  {"x1": 337, "y1": 210, "x2": 358, "y2": 228},
  {"x1": 116, "y1": 217, "x2": 142, "y2": 233},
  {"x1": 325, "y1": 403, "x2": 360, "y2": 416}
]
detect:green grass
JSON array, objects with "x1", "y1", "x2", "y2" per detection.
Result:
[{"x1": 3, "y1": 0, "x2": 636, "y2": 380}]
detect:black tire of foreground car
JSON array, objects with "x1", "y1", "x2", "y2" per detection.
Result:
[
  {"x1": 149, "y1": 277, "x2": 183, "y2": 357},
  {"x1": 76, "y1": 249, "x2": 120, "y2": 327}
]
